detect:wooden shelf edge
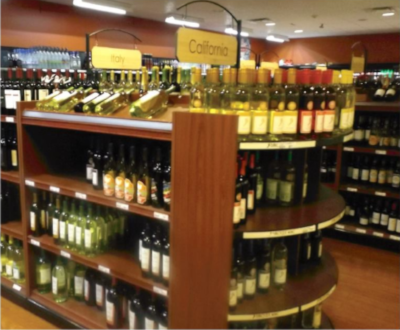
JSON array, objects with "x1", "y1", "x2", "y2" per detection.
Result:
[
  {"x1": 1, "y1": 222, "x2": 24, "y2": 240},
  {"x1": 339, "y1": 184, "x2": 399, "y2": 199},
  {"x1": 343, "y1": 145, "x2": 400, "y2": 157},
  {"x1": 1, "y1": 114, "x2": 17, "y2": 123},
  {"x1": 28, "y1": 235, "x2": 168, "y2": 296},
  {"x1": 1, "y1": 276, "x2": 27, "y2": 297},
  {"x1": 334, "y1": 221, "x2": 400, "y2": 242},
  {"x1": 1, "y1": 170, "x2": 20, "y2": 184},
  {"x1": 355, "y1": 102, "x2": 400, "y2": 112}
]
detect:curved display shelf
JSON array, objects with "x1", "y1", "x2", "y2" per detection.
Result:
[
  {"x1": 235, "y1": 186, "x2": 345, "y2": 239},
  {"x1": 228, "y1": 252, "x2": 338, "y2": 322},
  {"x1": 239, "y1": 131, "x2": 353, "y2": 150}
]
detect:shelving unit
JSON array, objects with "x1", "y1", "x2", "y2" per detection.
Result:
[
  {"x1": 2, "y1": 170, "x2": 20, "y2": 184},
  {"x1": 1, "y1": 221, "x2": 24, "y2": 240},
  {"x1": 0, "y1": 276, "x2": 27, "y2": 297}
]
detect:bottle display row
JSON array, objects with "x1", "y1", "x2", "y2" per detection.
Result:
[
  {"x1": 355, "y1": 74, "x2": 400, "y2": 102},
  {"x1": 343, "y1": 193, "x2": 400, "y2": 233},
  {"x1": 190, "y1": 67, "x2": 355, "y2": 142},
  {"x1": 1, "y1": 235, "x2": 25, "y2": 284},
  {"x1": 353, "y1": 114, "x2": 400, "y2": 148},
  {"x1": 86, "y1": 138, "x2": 171, "y2": 211},
  {"x1": 345, "y1": 154, "x2": 400, "y2": 188},
  {"x1": 1, "y1": 181, "x2": 21, "y2": 223},
  {"x1": 229, "y1": 233, "x2": 323, "y2": 311},
  {"x1": 229, "y1": 304, "x2": 324, "y2": 329},
  {"x1": 34, "y1": 250, "x2": 168, "y2": 329},
  {"x1": 320, "y1": 150, "x2": 337, "y2": 184},
  {"x1": 1, "y1": 124, "x2": 18, "y2": 172}
]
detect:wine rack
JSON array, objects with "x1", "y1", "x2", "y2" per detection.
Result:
[{"x1": 0, "y1": 100, "x2": 353, "y2": 329}]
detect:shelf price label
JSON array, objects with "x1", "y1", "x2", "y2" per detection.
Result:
[
  {"x1": 343, "y1": 147, "x2": 354, "y2": 152},
  {"x1": 343, "y1": 132, "x2": 354, "y2": 143},
  {"x1": 12, "y1": 284, "x2": 21, "y2": 291},
  {"x1": 347, "y1": 187, "x2": 358, "y2": 192},
  {"x1": 154, "y1": 212, "x2": 169, "y2": 222},
  {"x1": 372, "y1": 232, "x2": 384, "y2": 238},
  {"x1": 50, "y1": 186, "x2": 60, "y2": 193},
  {"x1": 356, "y1": 228, "x2": 367, "y2": 234},
  {"x1": 153, "y1": 286, "x2": 168, "y2": 297},
  {"x1": 228, "y1": 307, "x2": 299, "y2": 322},
  {"x1": 30, "y1": 239, "x2": 40, "y2": 247},
  {"x1": 5, "y1": 117, "x2": 15, "y2": 123},
  {"x1": 375, "y1": 150, "x2": 387, "y2": 155},
  {"x1": 116, "y1": 202, "x2": 129, "y2": 211},
  {"x1": 240, "y1": 141, "x2": 316, "y2": 151},
  {"x1": 389, "y1": 235, "x2": 400, "y2": 241},
  {"x1": 25, "y1": 180, "x2": 35, "y2": 187},
  {"x1": 335, "y1": 224, "x2": 345, "y2": 230},
  {"x1": 75, "y1": 192, "x2": 87, "y2": 200},
  {"x1": 60, "y1": 250, "x2": 71, "y2": 259},
  {"x1": 375, "y1": 191, "x2": 386, "y2": 197},
  {"x1": 243, "y1": 225, "x2": 316, "y2": 240},
  {"x1": 98, "y1": 265, "x2": 110, "y2": 274}
]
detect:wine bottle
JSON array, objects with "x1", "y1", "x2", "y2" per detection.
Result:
[
  {"x1": 59, "y1": 198, "x2": 69, "y2": 247},
  {"x1": 140, "y1": 223, "x2": 151, "y2": 278},
  {"x1": 392, "y1": 160, "x2": 400, "y2": 188},
  {"x1": 300, "y1": 233, "x2": 312, "y2": 263},
  {"x1": 144, "y1": 296, "x2": 158, "y2": 330},
  {"x1": 189, "y1": 68, "x2": 205, "y2": 113},
  {"x1": 0, "y1": 235, "x2": 8, "y2": 276},
  {"x1": 161, "y1": 229, "x2": 170, "y2": 286},
  {"x1": 279, "y1": 151, "x2": 295, "y2": 206},
  {"x1": 137, "y1": 147, "x2": 150, "y2": 206},
  {"x1": 95, "y1": 205, "x2": 106, "y2": 253},
  {"x1": 74, "y1": 263, "x2": 86, "y2": 301},
  {"x1": 204, "y1": 68, "x2": 221, "y2": 114},
  {"x1": 92, "y1": 139, "x2": 103, "y2": 190},
  {"x1": 52, "y1": 256, "x2": 68, "y2": 303},
  {"x1": 115, "y1": 144, "x2": 126, "y2": 199},
  {"x1": 229, "y1": 249, "x2": 238, "y2": 311},
  {"x1": 158, "y1": 299, "x2": 169, "y2": 330},
  {"x1": 388, "y1": 203, "x2": 398, "y2": 232},
  {"x1": 250, "y1": 68, "x2": 270, "y2": 141},
  {"x1": 39, "y1": 191, "x2": 47, "y2": 234},
  {"x1": 257, "y1": 239, "x2": 271, "y2": 293},
  {"x1": 321, "y1": 69, "x2": 337, "y2": 136},
  {"x1": 369, "y1": 157, "x2": 378, "y2": 185},
  {"x1": 148, "y1": 66, "x2": 160, "y2": 91},
  {"x1": 272, "y1": 239, "x2": 288, "y2": 290},
  {"x1": 361, "y1": 156, "x2": 370, "y2": 183},
  {"x1": 30, "y1": 190, "x2": 41, "y2": 237},
  {"x1": 151, "y1": 147, "x2": 164, "y2": 208},
  {"x1": 151, "y1": 226, "x2": 162, "y2": 281},
  {"x1": 359, "y1": 199, "x2": 370, "y2": 226},
  {"x1": 283, "y1": 68, "x2": 299, "y2": 140},
  {"x1": 267, "y1": 69, "x2": 285, "y2": 141},
  {"x1": 12, "y1": 240, "x2": 25, "y2": 284},
  {"x1": 125, "y1": 145, "x2": 138, "y2": 203},
  {"x1": 140, "y1": 67, "x2": 149, "y2": 96},
  {"x1": 129, "y1": 290, "x2": 144, "y2": 330},
  {"x1": 36, "y1": 69, "x2": 50, "y2": 101},
  {"x1": 380, "y1": 200, "x2": 390, "y2": 228},
  {"x1": 310, "y1": 230, "x2": 323, "y2": 262},
  {"x1": 103, "y1": 143, "x2": 116, "y2": 197},
  {"x1": 310, "y1": 70, "x2": 325, "y2": 136},
  {"x1": 82, "y1": 91, "x2": 112, "y2": 113},
  {"x1": 233, "y1": 162, "x2": 242, "y2": 228},
  {"x1": 36, "y1": 250, "x2": 51, "y2": 293},
  {"x1": 378, "y1": 159, "x2": 387, "y2": 185},
  {"x1": 371, "y1": 199, "x2": 382, "y2": 226},
  {"x1": 75, "y1": 202, "x2": 85, "y2": 254},
  {"x1": 106, "y1": 280, "x2": 121, "y2": 329},
  {"x1": 84, "y1": 268, "x2": 96, "y2": 306},
  {"x1": 162, "y1": 149, "x2": 171, "y2": 211},
  {"x1": 266, "y1": 152, "x2": 281, "y2": 204},
  {"x1": 236, "y1": 241, "x2": 245, "y2": 302},
  {"x1": 247, "y1": 153, "x2": 258, "y2": 215},
  {"x1": 5, "y1": 237, "x2": 14, "y2": 279},
  {"x1": 238, "y1": 156, "x2": 249, "y2": 225},
  {"x1": 352, "y1": 156, "x2": 361, "y2": 181},
  {"x1": 94, "y1": 88, "x2": 132, "y2": 115},
  {"x1": 67, "y1": 201, "x2": 77, "y2": 251},
  {"x1": 84, "y1": 204, "x2": 97, "y2": 257},
  {"x1": 1, "y1": 126, "x2": 11, "y2": 171},
  {"x1": 95, "y1": 273, "x2": 107, "y2": 311},
  {"x1": 244, "y1": 240, "x2": 257, "y2": 299},
  {"x1": 368, "y1": 117, "x2": 381, "y2": 146}
]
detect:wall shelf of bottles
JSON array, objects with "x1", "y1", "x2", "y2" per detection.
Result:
[
  {"x1": 228, "y1": 252, "x2": 337, "y2": 322},
  {"x1": 235, "y1": 186, "x2": 345, "y2": 240},
  {"x1": 1, "y1": 276, "x2": 27, "y2": 297}
]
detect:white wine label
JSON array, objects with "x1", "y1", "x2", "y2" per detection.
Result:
[
  {"x1": 229, "y1": 288, "x2": 238, "y2": 307},
  {"x1": 347, "y1": 187, "x2": 358, "y2": 192},
  {"x1": 139, "y1": 240, "x2": 143, "y2": 263},
  {"x1": 30, "y1": 212, "x2": 36, "y2": 231},
  {"x1": 24, "y1": 90, "x2": 32, "y2": 102},
  {"x1": 375, "y1": 191, "x2": 386, "y2": 197},
  {"x1": 60, "y1": 222, "x2": 66, "y2": 239},
  {"x1": 256, "y1": 176, "x2": 263, "y2": 200},
  {"x1": 244, "y1": 277, "x2": 256, "y2": 295},
  {"x1": 323, "y1": 112, "x2": 335, "y2": 132},
  {"x1": 300, "y1": 112, "x2": 313, "y2": 134},
  {"x1": 396, "y1": 220, "x2": 400, "y2": 234},
  {"x1": 13, "y1": 268, "x2": 20, "y2": 280},
  {"x1": 356, "y1": 228, "x2": 366, "y2": 234},
  {"x1": 343, "y1": 147, "x2": 354, "y2": 152},
  {"x1": 153, "y1": 286, "x2": 168, "y2": 296},
  {"x1": 30, "y1": 239, "x2": 40, "y2": 247},
  {"x1": 279, "y1": 181, "x2": 293, "y2": 203},
  {"x1": 52, "y1": 276, "x2": 58, "y2": 294},
  {"x1": 389, "y1": 235, "x2": 400, "y2": 241},
  {"x1": 162, "y1": 255, "x2": 170, "y2": 280},
  {"x1": 352, "y1": 168, "x2": 360, "y2": 180},
  {"x1": 84, "y1": 229, "x2": 91, "y2": 248},
  {"x1": 92, "y1": 170, "x2": 98, "y2": 186},
  {"x1": 233, "y1": 202, "x2": 241, "y2": 224},
  {"x1": 129, "y1": 310, "x2": 136, "y2": 330},
  {"x1": 96, "y1": 284, "x2": 104, "y2": 305},
  {"x1": 84, "y1": 280, "x2": 89, "y2": 300},
  {"x1": 39, "y1": 268, "x2": 51, "y2": 284},
  {"x1": 314, "y1": 112, "x2": 324, "y2": 133},
  {"x1": 76, "y1": 227, "x2": 82, "y2": 246},
  {"x1": 6, "y1": 265, "x2": 12, "y2": 276},
  {"x1": 282, "y1": 112, "x2": 298, "y2": 134},
  {"x1": 258, "y1": 272, "x2": 270, "y2": 289},
  {"x1": 86, "y1": 165, "x2": 93, "y2": 181},
  {"x1": 12, "y1": 284, "x2": 21, "y2": 291},
  {"x1": 372, "y1": 232, "x2": 384, "y2": 238},
  {"x1": 266, "y1": 179, "x2": 278, "y2": 200},
  {"x1": 375, "y1": 150, "x2": 387, "y2": 155},
  {"x1": 239, "y1": 198, "x2": 246, "y2": 219},
  {"x1": 361, "y1": 170, "x2": 369, "y2": 181},
  {"x1": 68, "y1": 224, "x2": 75, "y2": 243},
  {"x1": 237, "y1": 281, "x2": 244, "y2": 299},
  {"x1": 74, "y1": 276, "x2": 84, "y2": 295},
  {"x1": 151, "y1": 251, "x2": 161, "y2": 276},
  {"x1": 350, "y1": 209, "x2": 356, "y2": 216},
  {"x1": 98, "y1": 265, "x2": 110, "y2": 274},
  {"x1": 5, "y1": 116, "x2": 14, "y2": 123},
  {"x1": 25, "y1": 180, "x2": 35, "y2": 187},
  {"x1": 141, "y1": 247, "x2": 150, "y2": 271},
  {"x1": 154, "y1": 212, "x2": 169, "y2": 221},
  {"x1": 116, "y1": 202, "x2": 129, "y2": 211},
  {"x1": 247, "y1": 191, "x2": 255, "y2": 210},
  {"x1": 238, "y1": 115, "x2": 251, "y2": 135},
  {"x1": 359, "y1": 217, "x2": 369, "y2": 226},
  {"x1": 60, "y1": 250, "x2": 71, "y2": 259},
  {"x1": 380, "y1": 214, "x2": 389, "y2": 226},
  {"x1": 354, "y1": 130, "x2": 364, "y2": 141},
  {"x1": 274, "y1": 268, "x2": 287, "y2": 284},
  {"x1": 38, "y1": 89, "x2": 49, "y2": 100},
  {"x1": 372, "y1": 212, "x2": 380, "y2": 224},
  {"x1": 106, "y1": 300, "x2": 115, "y2": 323},
  {"x1": 145, "y1": 318, "x2": 155, "y2": 330},
  {"x1": 75, "y1": 192, "x2": 87, "y2": 200},
  {"x1": 50, "y1": 186, "x2": 60, "y2": 193},
  {"x1": 252, "y1": 115, "x2": 268, "y2": 135}
]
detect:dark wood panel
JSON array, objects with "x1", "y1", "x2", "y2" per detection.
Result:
[
  {"x1": 1, "y1": 221, "x2": 23, "y2": 240},
  {"x1": 1, "y1": 170, "x2": 20, "y2": 184},
  {"x1": 27, "y1": 234, "x2": 166, "y2": 294},
  {"x1": 1, "y1": 276, "x2": 27, "y2": 297},
  {"x1": 343, "y1": 145, "x2": 400, "y2": 157},
  {"x1": 355, "y1": 102, "x2": 400, "y2": 113},
  {"x1": 339, "y1": 183, "x2": 400, "y2": 199},
  {"x1": 169, "y1": 112, "x2": 238, "y2": 329}
]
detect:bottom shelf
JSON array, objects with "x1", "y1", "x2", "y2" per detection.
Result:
[{"x1": 1, "y1": 276, "x2": 26, "y2": 297}]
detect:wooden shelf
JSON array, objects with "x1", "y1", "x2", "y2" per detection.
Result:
[
  {"x1": 355, "y1": 102, "x2": 400, "y2": 113},
  {"x1": 334, "y1": 218, "x2": 400, "y2": 242},
  {"x1": 30, "y1": 290, "x2": 107, "y2": 329},
  {"x1": 339, "y1": 182, "x2": 400, "y2": 199},
  {"x1": 24, "y1": 173, "x2": 170, "y2": 222},
  {"x1": 228, "y1": 252, "x2": 338, "y2": 322},
  {"x1": 343, "y1": 145, "x2": 400, "y2": 157},
  {"x1": 28, "y1": 234, "x2": 168, "y2": 296},
  {"x1": 1, "y1": 221, "x2": 23, "y2": 240},
  {"x1": 1, "y1": 276, "x2": 27, "y2": 297},
  {"x1": 1, "y1": 170, "x2": 20, "y2": 184},
  {"x1": 235, "y1": 186, "x2": 345, "y2": 239},
  {"x1": 1, "y1": 114, "x2": 17, "y2": 123}
]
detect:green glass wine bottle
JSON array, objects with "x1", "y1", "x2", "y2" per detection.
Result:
[
  {"x1": 84, "y1": 204, "x2": 97, "y2": 257},
  {"x1": 95, "y1": 205, "x2": 106, "y2": 254},
  {"x1": 74, "y1": 263, "x2": 86, "y2": 301},
  {"x1": 5, "y1": 237, "x2": 15, "y2": 279},
  {"x1": 59, "y1": 198, "x2": 69, "y2": 247},
  {"x1": 0, "y1": 234, "x2": 8, "y2": 276},
  {"x1": 12, "y1": 240, "x2": 25, "y2": 284},
  {"x1": 52, "y1": 256, "x2": 68, "y2": 303},
  {"x1": 36, "y1": 249, "x2": 51, "y2": 293},
  {"x1": 66, "y1": 201, "x2": 77, "y2": 250},
  {"x1": 52, "y1": 195, "x2": 61, "y2": 244},
  {"x1": 75, "y1": 202, "x2": 85, "y2": 255}
]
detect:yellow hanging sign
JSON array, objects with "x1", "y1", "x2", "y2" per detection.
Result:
[
  {"x1": 176, "y1": 27, "x2": 238, "y2": 65},
  {"x1": 92, "y1": 46, "x2": 142, "y2": 70}
]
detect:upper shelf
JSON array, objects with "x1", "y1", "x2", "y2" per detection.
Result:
[
  {"x1": 1, "y1": 115, "x2": 17, "y2": 123},
  {"x1": 239, "y1": 131, "x2": 354, "y2": 150},
  {"x1": 1, "y1": 221, "x2": 23, "y2": 240},
  {"x1": 343, "y1": 145, "x2": 400, "y2": 157},
  {"x1": 235, "y1": 186, "x2": 345, "y2": 239},
  {"x1": 355, "y1": 102, "x2": 400, "y2": 113},
  {"x1": 1, "y1": 170, "x2": 20, "y2": 184},
  {"x1": 228, "y1": 251, "x2": 338, "y2": 322}
]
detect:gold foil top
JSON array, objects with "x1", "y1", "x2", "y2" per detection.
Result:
[
  {"x1": 257, "y1": 68, "x2": 271, "y2": 84},
  {"x1": 206, "y1": 68, "x2": 220, "y2": 83},
  {"x1": 223, "y1": 68, "x2": 231, "y2": 84},
  {"x1": 193, "y1": 68, "x2": 202, "y2": 83},
  {"x1": 332, "y1": 70, "x2": 340, "y2": 84},
  {"x1": 274, "y1": 69, "x2": 283, "y2": 84},
  {"x1": 230, "y1": 68, "x2": 238, "y2": 85},
  {"x1": 287, "y1": 68, "x2": 297, "y2": 84},
  {"x1": 238, "y1": 68, "x2": 255, "y2": 84}
]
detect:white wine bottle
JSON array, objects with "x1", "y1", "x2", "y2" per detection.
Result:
[
  {"x1": 52, "y1": 256, "x2": 68, "y2": 303},
  {"x1": 36, "y1": 249, "x2": 51, "y2": 293}
]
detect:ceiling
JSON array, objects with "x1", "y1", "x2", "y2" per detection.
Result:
[{"x1": 43, "y1": 0, "x2": 400, "y2": 39}]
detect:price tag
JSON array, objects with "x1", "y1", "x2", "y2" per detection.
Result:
[
  {"x1": 30, "y1": 239, "x2": 40, "y2": 247},
  {"x1": 375, "y1": 150, "x2": 387, "y2": 155},
  {"x1": 153, "y1": 286, "x2": 168, "y2": 296},
  {"x1": 239, "y1": 141, "x2": 316, "y2": 150},
  {"x1": 12, "y1": 284, "x2": 21, "y2": 291},
  {"x1": 116, "y1": 202, "x2": 129, "y2": 211},
  {"x1": 375, "y1": 191, "x2": 386, "y2": 197},
  {"x1": 347, "y1": 187, "x2": 358, "y2": 192},
  {"x1": 60, "y1": 250, "x2": 71, "y2": 259},
  {"x1": 335, "y1": 224, "x2": 345, "y2": 230},
  {"x1": 343, "y1": 147, "x2": 354, "y2": 152},
  {"x1": 50, "y1": 186, "x2": 60, "y2": 193},
  {"x1": 25, "y1": 180, "x2": 35, "y2": 187},
  {"x1": 75, "y1": 192, "x2": 87, "y2": 200},
  {"x1": 154, "y1": 212, "x2": 169, "y2": 222},
  {"x1": 98, "y1": 265, "x2": 110, "y2": 274},
  {"x1": 372, "y1": 232, "x2": 384, "y2": 238},
  {"x1": 343, "y1": 132, "x2": 354, "y2": 143},
  {"x1": 5, "y1": 117, "x2": 15, "y2": 123},
  {"x1": 356, "y1": 228, "x2": 367, "y2": 234},
  {"x1": 389, "y1": 235, "x2": 400, "y2": 241}
]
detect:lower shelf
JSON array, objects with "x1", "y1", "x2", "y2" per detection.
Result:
[
  {"x1": 228, "y1": 252, "x2": 338, "y2": 322},
  {"x1": 1, "y1": 221, "x2": 24, "y2": 240},
  {"x1": 1, "y1": 276, "x2": 26, "y2": 297}
]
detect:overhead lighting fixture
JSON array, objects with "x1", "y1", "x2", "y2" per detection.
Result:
[
  {"x1": 225, "y1": 27, "x2": 249, "y2": 37},
  {"x1": 382, "y1": 12, "x2": 395, "y2": 16},
  {"x1": 294, "y1": 29, "x2": 303, "y2": 33},
  {"x1": 73, "y1": 0, "x2": 126, "y2": 15},
  {"x1": 266, "y1": 35, "x2": 289, "y2": 43},
  {"x1": 265, "y1": 22, "x2": 276, "y2": 26},
  {"x1": 165, "y1": 16, "x2": 200, "y2": 28}
]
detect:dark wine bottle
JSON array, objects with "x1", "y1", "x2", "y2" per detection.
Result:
[
  {"x1": 151, "y1": 147, "x2": 164, "y2": 208},
  {"x1": 257, "y1": 239, "x2": 271, "y2": 294},
  {"x1": 106, "y1": 280, "x2": 121, "y2": 329},
  {"x1": 244, "y1": 240, "x2": 257, "y2": 299}
]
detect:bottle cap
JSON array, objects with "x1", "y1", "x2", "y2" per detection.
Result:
[
  {"x1": 222, "y1": 68, "x2": 231, "y2": 84},
  {"x1": 206, "y1": 68, "x2": 219, "y2": 83},
  {"x1": 311, "y1": 70, "x2": 322, "y2": 85},
  {"x1": 238, "y1": 68, "x2": 254, "y2": 84},
  {"x1": 230, "y1": 68, "x2": 238, "y2": 85},
  {"x1": 257, "y1": 68, "x2": 271, "y2": 84},
  {"x1": 287, "y1": 68, "x2": 297, "y2": 84}
]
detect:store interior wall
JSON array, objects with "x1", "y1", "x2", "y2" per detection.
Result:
[{"x1": 2, "y1": 0, "x2": 399, "y2": 64}]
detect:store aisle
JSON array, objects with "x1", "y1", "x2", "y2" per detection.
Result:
[{"x1": 323, "y1": 238, "x2": 400, "y2": 329}]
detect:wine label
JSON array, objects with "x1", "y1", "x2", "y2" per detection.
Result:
[
  {"x1": 237, "y1": 280, "x2": 244, "y2": 299},
  {"x1": 314, "y1": 110, "x2": 324, "y2": 133},
  {"x1": 266, "y1": 178, "x2": 278, "y2": 200},
  {"x1": 347, "y1": 166, "x2": 353, "y2": 178},
  {"x1": 151, "y1": 250, "x2": 161, "y2": 276},
  {"x1": 274, "y1": 268, "x2": 287, "y2": 284},
  {"x1": 321, "y1": 169, "x2": 327, "y2": 173},
  {"x1": 137, "y1": 180, "x2": 148, "y2": 205},
  {"x1": 282, "y1": 111, "x2": 298, "y2": 134},
  {"x1": 24, "y1": 89, "x2": 32, "y2": 101},
  {"x1": 86, "y1": 164, "x2": 93, "y2": 181},
  {"x1": 139, "y1": 240, "x2": 143, "y2": 263},
  {"x1": 40, "y1": 210, "x2": 46, "y2": 229},
  {"x1": 39, "y1": 268, "x2": 51, "y2": 285},
  {"x1": 244, "y1": 277, "x2": 256, "y2": 295},
  {"x1": 352, "y1": 168, "x2": 360, "y2": 180},
  {"x1": 13, "y1": 268, "x2": 20, "y2": 280},
  {"x1": 369, "y1": 170, "x2": 378, "y2": 183},
  {"x1": 256, "y1": 175, "x2": 263, "y2": 200},
  {"x1": 159, "y1": 325, "x2": 168, "y2": 330},
  {"x1": 60, "y1": 222, "x2": 66, "y2": 240},
  {"x1": 258, "y1": 271, "x2": 270, "y2": 289},
  {"x1": 11, "y1": 150, "x2": 18, "y2": 167},
  {"x1": 237, "y1": 114, "x2": 251, "y2": 135},
  {"x1": 268, "y1": 111, "x2": 283, "y2": 134},
  {"x1": 150, "y1": 178, "x2": 158, "y2": 203},
  {"x1": 299, "y1": 110, "x2": 313, "y2": 134},
  {"x1": 85, "y1": 229, "x2": 92, "y2": 248},
  {"x1": 279, "y1": 181, "x2": 294, "y2": 203},
  {"x1": 372, "y1": 212, "x2": 380, "y2": 224},
  {"x1": 361, "y1": 169, "x2": 369, "y2": 181},
  {"x1": 82, "y1": 92, "x2": 101, "y2": 104},
  {"x1": 52, "y1": 218, "x2": 59, "y2": 238},
  {"x1": 247, "y1": 190, "x2": 255, "y2": 210},
  {"x1": 103, "y1": 173, "x2": 115, "y2": 197},
  {"x1": 68, "y1": 224, "x2": 75, "y2": 243},
  {"x1": 106, "y1": 300, "x2": 115, "y2": 324},
  {"x1": 229, "y1": 288, "x2": 238, "y2": 307},
  {"x1": 354, "y1": 130, "x2": 365, "y2": 141},
  {"x1": 251, "y1": 114, "x2": 268, "y2": 134},
  {"x1": 84, "y1": 279, "x2": 89, "y2": 301},
  {"x1": 392, "y1": 174, "x2": 400, "y2": 187},
  {"x1": 369, "y1": 134, "x2": 379, "y2": 146},
  {"x1": 141, "y1": 247, "x2": 150, "y2": 271},
  {"x1": 378, "y1": 170, "x2": 386, "y2": 184},
  {"x1": 233, "y1": 202, "x2": 241, "y2": 224},
  {"x1": 6, "y1": 264, "x2": 12, "y2": 276},
  {"x1": 129, "y1": 310, "x2": 136, "y2": 330},
  {"x1": 360, "y1": 217, "x2": 369, "y2": 226},
  {"x1": 380, "y1": 214, "x2": 389, "y2": 226},
  {"x1": 30, "y1": 212, "x2": 36, "y2": 231},
  {"x1": 350, "y1": 209, "x2": 355, "y2": 217},
  {"x1": 145, "y1": 318, "x2": 155, "y2": 330},
  {"x1": 96, "y1": 284, "x2": 104, "y2": 306},
  {"x1": 162, "y1": 254, "x2": 170, "y2": 280},
  {"x1": 240, "y1": 198, "x2": 246, "y2": 219},
  {"x1": 396, "y1": 220, "x2": 400, "y2": 234},
  {"x1": 163, "y1": 180, "x2": 171, "y2": 205},
  {"x1": 124, "y1": 178, "x2": 135, "y2": 202},
  {"x1": 115, "y1": 176, "x2": 125, "y2": 199},
  {"x1": 339, "y1": 108, "x2": 351, "y2": 129},
  {"x1": 92, "y1": 169, "x2": 98, "y2": 186},
  {"x1": 76, "y1": 227, "x2": 82, "y2": 246},
  {"x1": 38, "y1": 89, "x2": 49, "y2": 100},
  {"x1": 318, "y1": 242, "x2": 323, "y2": 257},
  {"x1": 375, "y1": 88, "x2": 385, "y2": 97},
  {"x1": 303, "y1": 182, "x2": 308, "y2": 198},
  {"x1": 74, "y1": 276, "x2": 84, "y2": 295},
  {"x1": 388, "y1": 218, "x2": 397, "y2": 232},
  {"x1": 323, "y1": 110, "x2": 335, "y2": 132},
  {"x1": 52, "y1": 276, "x2": 58, "y2": 294}
]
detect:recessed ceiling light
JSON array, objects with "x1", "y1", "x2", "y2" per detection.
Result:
[
  {"x1": 294, "y1": 29, "x2": 303, "y2": 33},
  {"x1": 165, "y1": 16, "x2": 200, "y2": 28},
  {"x1": 266, "y1": 34, "x2": 289, "y2": 43},
  {"x1": 225, "y1": 28, "x2": 249, "y2": 37},
  {"x1": 382, "y1": 12, "x2": 395, "y2": 16},
  {"x1": 265, "y1": 22, "x2": 276, "y2": 26},
  {"x1": 73, "y1": 0, "x2": 126, "y2": 15}
]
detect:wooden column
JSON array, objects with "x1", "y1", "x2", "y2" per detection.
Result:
[{"x1": 169, "y1": 112, "x2": 238, "y2": 329}]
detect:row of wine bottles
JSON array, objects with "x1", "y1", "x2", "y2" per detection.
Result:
[
  {"x1": 86, "y1": 139, "x2": 171, "y2": 211},
  {"x1": 353, "y1": 114, "x2": 400, "y2": 148},
  {"x1": 1, "y1": 181, "x2": 21, "y2": 223},
  {"x1": 343, "y1": 194, "x2": 400, "y2": 233},
  {"x1": 1, "y1": 236, "x2": 25, "y2": 284},
  {"x1": 320, "y1": 150, "x2": 337, "y2": 183},
  {"x1": 229, "y1": 304, "x2": 324, "y2": 329},
  {"x1": 355, "y1": 74, "x2": 400, "y2": 102},
  {"x1": 229, "y1": 234, "x2": 323, "y2": 310},
  {"x1": 346, "y1": 155, "x2": 400, "y2": 188},
  {"x1": 1, "y1": 124, "x2": 18, "y2": 172},
  {"x1": 190, "y1": 67, "x2": 355, "y2": 141},
  {"x1": 34, "y1": 250, "x2": 168, "y2": 329}
]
